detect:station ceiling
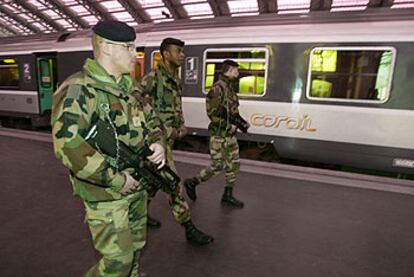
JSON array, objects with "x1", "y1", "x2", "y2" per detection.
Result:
[{"x1": 0, "y1": 0, "x2": 413, "y2": 37}]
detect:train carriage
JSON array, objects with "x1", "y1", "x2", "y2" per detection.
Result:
[
  {"x1": 0, "y1": 50, "x2": 57, "y2": 127},
  {"x1": 0, "y1": 10, "x2": 413, "y2": 176}
]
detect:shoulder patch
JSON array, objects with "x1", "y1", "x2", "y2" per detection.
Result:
[{"x1": 66, "y1": 84, "x2": 83, "y2": 100}]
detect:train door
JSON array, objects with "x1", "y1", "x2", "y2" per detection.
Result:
[{"x1": 36, "y1": 55, "x2": 57, "y2": 114}]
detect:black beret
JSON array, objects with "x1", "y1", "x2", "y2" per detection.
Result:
[
  {"x1": 223, "y1": 59, "x2": 239, "y2": 67},
  {"x1": 92, "y1": 20, "x2": 136, "y2": 42},
  {"x1": 160, "y1": 37, "x2": 185, "y2": 53}
]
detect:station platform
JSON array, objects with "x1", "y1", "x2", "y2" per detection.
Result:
[{"x1": 1, "y1": 133, "x2": 414, "y2": 277}]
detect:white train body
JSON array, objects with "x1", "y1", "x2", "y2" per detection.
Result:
[{"x1": 0, "y1": 10, "x2": 413, "y2": 175}]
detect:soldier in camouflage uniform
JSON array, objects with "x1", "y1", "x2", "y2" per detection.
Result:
[
  {"x1": 184, "y1": 60, "x2": 249, "y2": 208},
  {"x1": 140, "y1": 37, "x2": 214, "y2": 246},
  {"x1": 51, "y1": 21, "x2": 166, "y2": 277}
]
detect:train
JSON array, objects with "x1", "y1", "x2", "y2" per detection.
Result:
[{"x1": 0, "y1": 9, "x2": 413, "y2": 177}]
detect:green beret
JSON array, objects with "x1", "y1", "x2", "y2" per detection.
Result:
[
  {"x1": 92, "y1": 20, "x2": 136, "y2": 42},
  {"x1": 223, "y1": 59, "x2": 239, "y2": 67},
  {"x1": 160, "y1": 37, "x2": 185, "y2": 53}
]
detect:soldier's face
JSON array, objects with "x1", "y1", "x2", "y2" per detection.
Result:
[
  {"x1": 108, "y1": 41, "x2": 136, "y2": 74},
  {"x1": 165, "y1": 45, "x2": 185, "y2": 67},
  {"x1": 228, "y1": 67, "x2": 239, "y2": 79}
]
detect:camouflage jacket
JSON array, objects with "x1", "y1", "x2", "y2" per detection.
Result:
[
  {"x1": 207, "y1": 74, "x2": 240, "y2": 137},
  {"x1": 51, "y1": 58, "x2": 165, "y2": 202},
  {"x1": 140, "y1": 60, "x2": 184, "y2": 140}
]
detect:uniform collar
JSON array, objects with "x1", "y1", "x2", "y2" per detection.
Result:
[
  {"x1": 219, "y1": 74, "x2": 232, "y2": 85},
  {"x1": 83, "y1": 58, "x2": 133, "y2": 97},
  {"x1": 157, "y1": 60, "x2": 179, "y2": 81}
]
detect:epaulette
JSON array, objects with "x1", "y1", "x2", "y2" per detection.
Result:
[{"x1": 66, "y1": 84, "x2": 84, "y2": 100}]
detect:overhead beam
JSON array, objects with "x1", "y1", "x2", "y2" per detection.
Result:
[
  {"x1": 0, "y1": 6, "x2": 40, "y2": 33},
  {"x1": 0, "y1": 22, "x2": 20, "y2": 36},
  {"x1": 258, "y1": 0, "x2": 269, "y2": 14},
  {"x1": 117, "y1": 0, "x2": 152, "y2": 23},
  {"x1": 172, "y1": 0, "x2": 190, "y2": 19},
  {"x1": 0, "y1": 30, "x2": 11, "y2": 37},
  {"x1": 367, "y1": 0, "x2": 394, "y2": 7},
  {"x1": 0, "y1": 16, "x2": 28, "y2": 35},
  {"x1": 217, "y1": 0, "x2": 231, "y2": 16},
  {"x1": 40, "y1": 0, "x2": 89, "y2": 28},
  {"x1": 81, "y1": 0, "x2": 117, "y2": 21},
  {"x1": 206, "y1": 0, "x2": 231, "y2": 16},
  {"x1": 162, "y1": 0, "x2": 188, "y2": 19},
  {"x1": 9, "y1": 1, "x2": 55, "y2": 32},
  {"x1": 269, "y1": 0, "x2": 277, "y2": 13},
  {"x1": 310, "y1": 0, "x2": 333, "y2": 11},
  {"x1": 207, "y1": 0, "x2": 222, "y2": 16},
  {"x1": 257, "y1": 0, "x2": 268, "y2": 14},
  {"x1": 16, "y1": 0, "x2": 64, "y2": 32}
]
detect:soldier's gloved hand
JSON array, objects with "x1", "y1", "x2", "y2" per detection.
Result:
[
  {"x1": 230, "y1": 124, "x2": 237, "y2": 133},
  {"x1": 177, "y1": 126, "x2": 188, "y2": 139},
  {"x1": 148, "y1": 143, "x2": 166, "y2": 169},
  {"x1": 239, "y1": 121, "x2": 250, "y2": 133},
  {"x1": 121, "y1": 171, "x2": 139, "y2": 194}
]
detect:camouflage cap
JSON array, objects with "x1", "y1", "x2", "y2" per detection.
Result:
[
  {"x1": 92, "y1": 20, "x2": 136, "y2": 42},
  {"x1": 223, "y1": 59, "x2": 239, "y2": 67},
  {"x1": 160, "y1": 37, "x2": 185, "y2": 53}
]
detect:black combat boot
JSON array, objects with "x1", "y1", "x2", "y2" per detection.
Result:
[
  {"x1": 147, "y1": 215, "x2": 161, "y2": 228},
  {"x1": 184, "y1": 177, "x2": 200, "y2": 201},
  {"x1": 181, "y1": 220, "x2": 214, "y2": 246},
  {"x1": 221, "y1": 187, "x2": 244, "y2": 208}
]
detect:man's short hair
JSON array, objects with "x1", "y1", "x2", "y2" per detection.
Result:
[
  {"x1": 222, "y1": 59, "x2": 239, "y2": 74},
  {"x1": 92, "y1": 20, "x2": 136, "y2": 42},
  {"x1": 160, "y1": 37, "x2": 185, "y2": 57},
  {"x1": 223, "y1": 59, "x2": 239, "y2": 67}
]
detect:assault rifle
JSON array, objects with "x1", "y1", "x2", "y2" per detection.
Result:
[
  {"x1": 215, "y1": 106, "x2": 250, "y2": 133},
  {"x1": 85, "y1": 119, "x2": 179, "y2": 194}
]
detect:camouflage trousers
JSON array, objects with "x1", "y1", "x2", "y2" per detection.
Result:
[
  {"x1": 146, "y1": 142, "x2": 191, "y2": 223},
  {"x1": 83, "y1": 190, "x2": 148, "y2": 277},
  {"x1": 196, "y1": 135, "x2": 240, "y2": 187}
]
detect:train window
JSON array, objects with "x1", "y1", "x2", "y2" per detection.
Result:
[
  {"x1": 134, "y1": 51, "x2": 145, "y2": 81},
  {"x1": 306, "y1": 47, "x2": 396, "y2": 103},
  {"x1": 151, "y1": 51, "x2": 162, "y2": 69},
  {"x1": 203, "y1": 48, "x2": 268, "y2": 97},
  {"x1": 0, "y1": 58, "x2": 19, "y2": 89}
]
